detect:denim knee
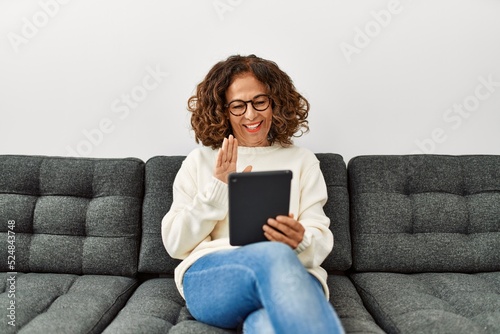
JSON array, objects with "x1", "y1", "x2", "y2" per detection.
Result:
[
  {"x1": 243, "y1": 242, "x2": 308, "y2": 294},
  {"x1": 244, "y1": 309, "x2": 275, "y2": 334}
]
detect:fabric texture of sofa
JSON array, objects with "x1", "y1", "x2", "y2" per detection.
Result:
[
  {"x1": 348, "y1": 155, "x2": 500, "y2": 333},
  {"x1": 0, "y1": 153, "x2": 499, "y2": 333}
]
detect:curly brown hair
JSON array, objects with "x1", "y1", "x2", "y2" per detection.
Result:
[{"x1": 188, "y1": 54, "x2": 310, "y2": 149}]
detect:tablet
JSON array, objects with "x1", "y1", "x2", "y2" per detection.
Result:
[{"x1": 228, "y1": 170, "x2": 292, "y2": 246}]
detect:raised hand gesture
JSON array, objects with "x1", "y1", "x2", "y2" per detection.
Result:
[{"x1": 214, "y1": 135, "x2": 252, "y2": 183}]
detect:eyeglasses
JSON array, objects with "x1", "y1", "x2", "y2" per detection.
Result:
[{"x1": 225, "y1": 94, "x2": 272, "y2": 116}]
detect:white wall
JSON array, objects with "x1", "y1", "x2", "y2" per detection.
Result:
[{"x1": 1, "y1": 0, "x2": 499, "y2": 163}]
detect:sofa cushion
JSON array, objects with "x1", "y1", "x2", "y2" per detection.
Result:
[
  {"x1": 138, "y1": 154, "x2": 351, "y2": 274},
  {"x1": 316, "y1": 153, "x2": 352, "y2": 272},
  {"x1": 327, "y1": 275, "x2": 385, "y2": 333},
  {"x1": 0, "y1": 155, "x2": 144, "y2": 277},
  {"x1": 139, "y1": 156, "x2": 184, "y2": 274},
  {"x1": 348, "y1": 155, "x2": 500, "y2": 272},
  {"x1": 103, "y1": 278, "x2": 233, "y2": 334},
  {"x1": 351, "y1": 272, "x2": 500, "y2": 334},
  {"x1": 105, "y1": 276, "x2": 377, "y2": 334},
  {"x1": 0, "y1": 272, "x2": 137, "y2": 334}
]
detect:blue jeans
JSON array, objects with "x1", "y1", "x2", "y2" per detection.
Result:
[{"x1": 183, "y1": 242, "x2": 344, "y2": 334}]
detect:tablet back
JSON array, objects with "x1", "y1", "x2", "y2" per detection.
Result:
[{"x1": 228, "y1": 170, "x2": 292, "y2": 246}]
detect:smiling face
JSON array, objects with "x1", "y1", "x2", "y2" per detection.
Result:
[{"x1": 225, "y1": 72, "x2": 273, "y2": 147}]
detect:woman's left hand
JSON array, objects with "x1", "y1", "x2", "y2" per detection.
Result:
[{"x1": 263, "y1": 213, "x2": 305, "y2": 249}]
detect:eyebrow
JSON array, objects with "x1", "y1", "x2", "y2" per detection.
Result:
[{"x1": 226, "y1": 93, "x2": 267, "y2": 104}]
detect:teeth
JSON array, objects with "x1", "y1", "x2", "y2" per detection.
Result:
[{"x1": 246, "y1": 123, "x2": 260, "y2": 129}]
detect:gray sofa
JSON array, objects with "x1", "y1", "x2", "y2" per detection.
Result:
[{"x1": 0, "y1": 153, "x2": 499, "y2": 333}]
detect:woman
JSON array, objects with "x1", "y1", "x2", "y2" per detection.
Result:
[{"x1": 162, "y1": 54, "x2": 344, "y2": 333}]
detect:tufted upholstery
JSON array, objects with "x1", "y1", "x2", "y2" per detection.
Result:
[
  {"x1": 315, "y1": 153, "x2": 352, "y2": 272},
  {"x1": 138, "y1": 156, "x2": 184, "y2": 274},
  {"x1": 351, "y1": 272, "x2": 500, "y2": 333},
  {"x1": 0, "y1": 272, "x2": 137, "y2": 334},
  {"x1": 0, "y1": 155, "x2": 143, "y2": 333},
  {"x1": 101, "y1": 278, "x2": 234, "y2": 334},
  {"x1": 348, "y1": 155, "x2": 500, "y2": 333},
  {"x1": 328, "y1": 275, "x2": 385, "y2": 334},
  {"x1": 348, "y1": 155, "x2": 500, "y2": 272},
  {"x1": 0, "y1": 155, "x2": 144, "y2": 277},
  {"x1": 4, "y1": 153, "x2": 497, "y2": 333}
]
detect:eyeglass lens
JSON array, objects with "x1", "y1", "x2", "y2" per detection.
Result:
[{"x1": 228, "y1": 95, "x2": 270, "y2": 116}]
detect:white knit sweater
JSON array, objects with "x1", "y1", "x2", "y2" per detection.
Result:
[{"x1": 161, "y1": 144, "x2": 334, "y2": 299}]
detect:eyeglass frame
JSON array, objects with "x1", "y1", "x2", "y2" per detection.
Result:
[{"x1": 224, "y1": 94, "x2": 273, "y2": 116}]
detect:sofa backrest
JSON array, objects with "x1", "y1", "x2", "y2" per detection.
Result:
[
  {"x1": 0, "y1": 155, "x2": 144, "y2": 277},
  {"x1": 139, "y1": 156, "x2": 183, "y2": 275},
  {"x1": 316, "y1": 153, "x2": 352, "y2": 272},
  {"x1": 348, "y1": 155, "x2": 500, "y2": 273},
  {"x1": 139, "y1": 153, "x2": 352, "y2": 275}
]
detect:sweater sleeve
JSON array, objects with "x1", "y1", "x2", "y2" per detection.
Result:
[
  {"x1": 295, "y1": 161, "x2": 334, "y2": 268},
  {"x1": 161, "y1": 154, "x2": 228, "y2": 260}
]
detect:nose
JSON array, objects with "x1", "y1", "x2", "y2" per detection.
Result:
[{"x1": 245, "y1": 102, "x2": 258, "y2": 120}]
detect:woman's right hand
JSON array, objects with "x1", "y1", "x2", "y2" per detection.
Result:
[{"x1": 214, "y1": 135, "x2": 252, "y2": 183}]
